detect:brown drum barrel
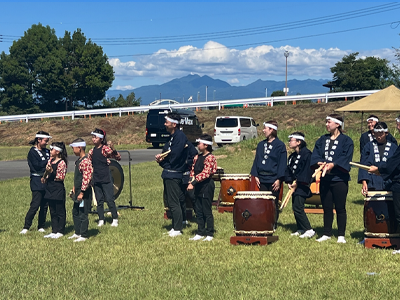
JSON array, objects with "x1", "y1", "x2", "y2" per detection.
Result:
[
  {"x1": 364, "y1": 191, "x2": 398, "y2": 237},
  {"x1": 233, "y1": 191, "x2": 276, "y2": 233},
  {"x1": 212, "y1": 167, "x2": 225, "y2": 182},
  {"x1": 219, "y1": 175, "x2": 250, "y2": 204}
]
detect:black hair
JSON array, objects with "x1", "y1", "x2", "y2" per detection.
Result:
[
  {"x1": 289, "y1": 131, "x2": 307, "y2": 149},
  {"x1": 198, "y1": 134, "x2": 213, "y2": 152},
  {"x1": 374, "y1": 121, "x2": 388, "y2": 130},
  {"x1": 92, "y1": 128, "x2": 107, "y2": 145},
  {"x1": 71, "y1": 137, "x2": 86, "y2": 151},
  {"x1": 327, "y1": 113, "x2": 343, "y2": 131},
  {"x1": 166, "y1": 112, "x2": 181, "y2": 127},
  {"x1": 367, "y1": 114, "x2": 379, "y2": 120},
  {"x1": 264, "y1": 120, "x2": 278, "y2": 138},
  {"x1": 51, "y1": 141, "x2": 68, "y2": 166},
  {"x1": 29, "y1": 130, "x2": 50, "y2": 145}
]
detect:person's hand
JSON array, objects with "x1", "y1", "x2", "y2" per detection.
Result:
[
  {"x1": 272, "y1": 179, "x2": 280, "y2": 192},
  {"x1": 362, "y1": 181, "x2": 368, "y2": 196},
  {"x1": 255, "y1": 177, "x2": 260, "y2": 188},
  {"x1": 187, "y1": 183, "x2": 194, "y2": 190},
  {"x1": 369, "y1": 165, "x2": 380, "y2": 175},
  {"x1": 324, "y1": 163, "x2": 335, "y2": 173},
  {"x1": 155, "y1": 154, "x2": 163, "y2": 163},
  {"x1": 288, "y1": 181, "x2": 297, "y2": 190},
  {"x1": 77, "y1": 192, "x2": 84, "y2": 201},
  {"x1": 107, "y1": 141, "x2": 114, "y2": 150},
  {"x1": 41, "y1": 177, "x2": 46, "y2": 184},
  {"x1": 46, "y1": 165, "x2": 53, "y2": 173}
]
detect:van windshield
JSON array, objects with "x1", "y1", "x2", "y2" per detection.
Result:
[
  {"x1": 147, "y1": 115, "x2": 165, "y2": 128},
  {"x1": 216, "y1": 118, "x2": 238, "y2": 127}
]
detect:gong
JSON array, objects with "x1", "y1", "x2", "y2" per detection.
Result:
[{"x1": 109, "y1": 160, "x2": 124, "y2": 200}]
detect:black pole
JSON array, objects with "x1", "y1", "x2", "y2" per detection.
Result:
[{"x1": 360, "y1": 111, "x2": 364, "y2": 136}]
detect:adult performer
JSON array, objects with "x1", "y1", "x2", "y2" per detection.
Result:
[
  {"x1": 360, "y1": 115, "x2": 397, "y2": 153},
  {"x1": 250, "y1": 120, "x2": 287, "y2": 226},
  {"x1": 358, "y1": 122, "x2": 397, "y2": 196},
  {"x1": 20, "y1": 131, "x2": 51, "y2": 234},
  {"x1": 156, "y1": 112, "x2": 189, "y2": 237},
  {"x1": 310, "y1": 114, "x2": 353, "y2": 243},
  {"x1": 285, "y1": 132, "x2": 315, "y2": 238}
]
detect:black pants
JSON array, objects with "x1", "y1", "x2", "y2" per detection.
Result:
[
  {"x1": 194, "y1": 181, "x2": 215, "y2": 237},
  {"x1": 94, "y1": 182, "x2": 118, "y2": 220},
  {"x1": 48, "y1": 199, "x2": 66, "y2": 234},
  {"x1": 23, "y1": 190, "x2": 48, "y2": 230},
  {"x1": 260, "y1": 182, "x2": 280, "y2": 225},
  {"x1": 292, "y1": 194, "x2": 312, "y2": 231},
  {"x1": 180, "y1": 183, "x2": 188, "y2": 222},
  {"x1": 392, "y1": 190, "x2": 400, "y2": 231},
  {"x1": 72, "y1": 197, "x2": 92, "y2": 238},
  {"x1": 320, "y1": 180, "x2": 348, "y2": 236},
  {"x1": 164, "y1": 178, "x2": 184, "y2": 231}
]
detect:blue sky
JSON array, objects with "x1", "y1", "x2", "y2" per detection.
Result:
[{"x1": 1, "y1": 2, "x2": 400, "y2": 90}]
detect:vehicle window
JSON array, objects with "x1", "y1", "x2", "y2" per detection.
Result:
[
  {"x1": 251, "y1": 119, "x2": 256, "y2": 126},
  {"x1": 240, "y1": 118, "x2": 251, "y2": 127},
  {"x1": 147, "y1": 115, "x2": 160, "y2": 127},
  {"x1": 216, "y1": 118, "x2": 238, "y2": 127}
]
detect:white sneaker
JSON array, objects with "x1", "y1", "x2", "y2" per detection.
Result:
[
  {"x1": 189, "y1": 234, "x2": 204, "y2": 241},
  {"x1": 300, "y1": 229, "x2": 316, "y2": 239},
  {"x1": 51, "y1": 233, "x2": 64, "y2": 239},
  {"x1": 291, "y1": 230, "x2": 304, "y2": 236},
  {"x1": 111, "y1": 219, "x2": 118, "y2": 227},
  {"x1": 44, "y1": 233, "x2": 55, "y2": 238},
  {"x1": 169, "y1": 230, "x2": 182, "y2": 237},
  {"x1": 38, "y1": 228, "x2": 46, "y2": 233},
  {"x1": 74, "y1": 237, "x2": 87, "y2": 242},
  {"x1": 316, "y1": 235, "x2": 331, "y2": 242},
  {"x1": 163, "y1": 228, "x2": 175, "y2": 235},
  {"x1": 68, "y1": 234, "x2": 81, "y2": 239},
  {"x1": 392, "y1": 249, "x2": 400, "y2": 254},
  {"x1": 20, "y1": 229, "x2": 28, "y2": 234},
  {"x1": 203, "y1": 236, "x2": 214, "y2": 242},
  {"x1": 337, "y1": 236, "x2": 346, "y2": 244},
  {"x1": 98, "y1": 220, "x2": 104, "y2": 227}
]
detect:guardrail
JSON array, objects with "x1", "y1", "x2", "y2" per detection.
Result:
[{"x1": 0, "y1": 89, "x2": 378, "y2": 123}]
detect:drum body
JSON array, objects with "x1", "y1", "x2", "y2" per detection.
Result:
[
  {"x1": 219, "y1": 175, "x2": 250, "y2": 205},
  {"x1": 233, "y1": 191, "x2": 276, "y2": 234},
  {"x1": 212, "y1": 167, "x2": 225, "y2": 182},
  {"x1": 364, "y1": 191, "x2": 399, "y2": 237},
  {"x1": 249, "y1": 175, "x2": 260, "y2": 191}
]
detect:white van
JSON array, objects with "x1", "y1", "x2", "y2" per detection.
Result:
[{"x1": 214, "y1": 116, "x2": 258, "y2": 147}]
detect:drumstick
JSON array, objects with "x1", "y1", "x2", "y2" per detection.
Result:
[
  {"x1": 322, "y1": 165, "x2": 328, "y2": 177},
  {"x1": 280, "y1": 180, "x2": 296, "y2": 210},
  {"x1": 349, "y1": 162, "x2": 371, "y2": 171},
  {"x1": 312, "y1": 162, "x2": 326, "y2": 178}
]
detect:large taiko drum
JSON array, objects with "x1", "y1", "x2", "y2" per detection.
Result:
[
  {"x1": 233, "y1": 191, "x2": 276, "y2": 235},
  {"x1": 364, "y1": 191, "x2": 399, "y2": 237},
  {"x1": 219, "y1": 174, "x2": 250, "y2": 206}
]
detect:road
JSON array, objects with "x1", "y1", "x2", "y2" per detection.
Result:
[{"x1": 0, "y1": 149, "x2": 161, "y2": 181}]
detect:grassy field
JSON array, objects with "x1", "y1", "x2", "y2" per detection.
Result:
[{"x1": 1, "y1": 126, "x2": 400, "y2": 299}]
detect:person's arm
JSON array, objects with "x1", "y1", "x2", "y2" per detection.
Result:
[
  {"x1": 103, "y1": 145, "x2": 121, "y2": 161},
  {"x1": 358, "y1": 143, "x2": 371, "y2": 184},
  {"x1": 79, "y1": 158, "x2": 93, "y2": 192},
  {"x1": 277, "y1": 143, "x2": 287, "y2": 181},
  {"x1": 55, "y1": 160, "x2": 67, "y2": 181},
  {"x1": 27, "y1": 149, "x2": 47, "y2": 173},
  {"x1": 192, "y1": 155, "x2": 217, "y2": 185},
  {"x1": 250, "y1": 142, "x2": 261, "y2": 177},
  {"x1": 310, "y1": 137, "x2": 324, "y2": 169},
  {"x1": 296, "y1": 151, "x2": 313, "y2": 185}
]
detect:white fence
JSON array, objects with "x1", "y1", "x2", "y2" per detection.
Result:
[{"x1": 0, "y1": 89, "x2": 378, "y2": 123}]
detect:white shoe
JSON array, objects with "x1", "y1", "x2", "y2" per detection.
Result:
[
  {"x1": 189, "y1": 234, "x2": 204, "y2": 241},
  {"x1": 337, "y1": 236, "x2": 346, "y2": 244},
  {"x1": 392, "y1": 249, "x2": 400, "y2": 254},
  {"x1": 182, "y1": 220, "x2": 189, "y2": 225},
  {"x1": 316, "y1": 235, "x2": 331, "y2": 242},
  {"x1": 169, "y1": 230, "x2": 182, "y2": 237},
  {"x1": 300, "y1": 229, "x2": 316, "y2": 239},
  {"x1": 44, "y1": 233, "x2": 55, "y2": 238},
  {"x1": 74, "y1": 237, "x2": 87, "y2": 242},
  {"x1": 98, "y1": 220, "x2": 104, "y2": 227},
  {"x1": 68, "y1": 234, "x2": 81, "y2": 239},
  {"x1": 111, "y1": 219, "x2": 118, "y2": 227},
  {"x1": 291, "y1": 230, "x2": 304, "y2": 236},
  {"x1": 50, "y1": 233, "x2": 64, "y2": 239},
  {"x1": 38, "y1": 228, "x2": 46, "y2": 233},
  {"x1": 163, "y1": 228, "x2": 175, "y2": 235},
  {"x1": 203, "y1": 236, "x2": 214, "y2": 242},
  {"x1": 20, "y1": 229, "x2": 28, "y2": 234}
]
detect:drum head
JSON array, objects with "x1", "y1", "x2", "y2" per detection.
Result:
[{"x1": 109, "y1": 160, "x2": 124, "y2": 200}]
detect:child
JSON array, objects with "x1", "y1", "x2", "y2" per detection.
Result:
[
  {"x1": 88, "y1": 128, "x2": 121, "y2": 227},
  {"x1": 187, "y1": 134, "x2": 217, "y2": 241},
  {"x1": 42, "y1": 142, "x2": 68, "y2": 239},
  {"x1": 69, "y1": 138, "x2": 93, "y2": 242}
]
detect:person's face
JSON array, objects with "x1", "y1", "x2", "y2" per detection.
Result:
[
  {"x1": 50, "y1": 147, "x2": 60, "y2": 158},
  {"x1": 37, "y1": 138, "x2": 49, "y2": 149},
  {"x1": 72, "y1": 146, "x2": 81, "y2": 156},
  {"x1": 92, "y1": 135, "x2": 102, "y2": 145},
  {"x1": 197, "y1": 142, "x2": 206, "y2": 152},
  {"x1": 326, "y1": 119, "x2": 339, "y2": 133},
  {"x1": 374, "y1": 131, "x2": 387, "y2": 144},
  {"x1": 164, "y1": 119, "x2": 176, "y2": 133},
  {"x1": 288, "y1": 138, "x2": 300, "y2": 150},
  {"x1": 367, "y1": 120, "x2": 377, "y2": 131},
  {"x1": 263, "y1": 126, "x2": 274, "y2": 138}
]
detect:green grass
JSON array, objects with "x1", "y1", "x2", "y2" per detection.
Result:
[{"x1": 1, "y1": 129, "x2": 400, "y2": 299}]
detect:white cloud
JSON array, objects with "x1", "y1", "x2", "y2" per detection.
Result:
[
  {"x1": 115, "y1": 85, "x2": 135, "y2": 90},
  {"x1": 109, "y1": 42, "x2": 397, "y2": 84}
]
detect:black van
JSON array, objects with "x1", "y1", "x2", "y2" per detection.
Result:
[{"x1": 145, "y1": 108, "x2": 203, "y2": 148}]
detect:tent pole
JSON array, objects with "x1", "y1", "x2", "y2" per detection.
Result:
[
  {"x1": 342, "y1": 112, "x2": 345, "y2": 130},
  {"x1": 360, "y1": 111, "x2": 364, "y2": 136}
]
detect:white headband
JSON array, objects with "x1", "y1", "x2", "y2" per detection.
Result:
[
  {"x1": 91, "y1": 132, "x2": 104, "y2": 139},
  {"x1": 263, "y1": 123, "x2": 278, "y2": 131},
  {"x1": 165, "y1": 116, "x2": 179, "y2": 124},
  {"x1": 69, "y1": 141, "x2": 86, "y2": 147},
  {"x1": 396, "y1": 118, "x2": 400, "y2": 123},
  {"x1": 50, "y1": 145, "x2": 63, "y2": 152},
  {"x1": 326, "y1": 116, "x2": 343, "y2": 126},
  {"x1": 367, "y1": 117, "x2": 379, "y2": 122},
  {"x1": 374, "y1": 128, "x2": 388, "y2": 132},
  {"x1": 36, "y1": 134, "x2": 52, "y2": 139},
  {"x1": 288, "y1": 134, "x2": 305, "y2": 141},
  {"x1": 196, "y1": 138, "x2": 213, "y2": 146}
]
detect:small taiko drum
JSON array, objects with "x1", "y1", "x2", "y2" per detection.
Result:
[
  {"x1": 219, "y1": 174, "x2": 250, "y2": 206},
  {"x1": 233, "y1": 191, "x2": 276, "y2": 235},
  {"x1": 212, "y1": 167, "x2": 225, "y2": 182},
  {"x1": 364, "y1": 191, "x2": 399, "y2": 237}
]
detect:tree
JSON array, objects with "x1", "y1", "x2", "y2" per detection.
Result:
[
  {"x1": 328, "y1": 52, "x2": 395, "y2": 92},
  {"x1": 271, "y1": 90, "x2": 285, "y2": 97},
  {"x1": 101, "y1": 92, "x2": 141, "y2": 108}
]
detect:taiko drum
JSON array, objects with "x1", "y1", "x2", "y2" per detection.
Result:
[{"x1": 219, "y1": 174, "x2": 250, "y2": 205}]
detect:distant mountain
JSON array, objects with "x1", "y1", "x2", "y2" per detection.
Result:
[{"x1": 107, "y1": 74, "x2": 330, "y2": 105}]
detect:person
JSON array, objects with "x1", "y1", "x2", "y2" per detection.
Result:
[
  {"x1": 284, "y1": 132, "x2": 315, "y2": 238},
  {"x1": 155, "y1": 112, "x2": 189, "y2": 237},
  {"x1": 310, "y1": 114, "x2": 354, "y2": 243},
  {"x1": 20, "y1": 131, "x2": 51, "y2": 234},
  {"x1": 359, "y1": 115, "x2": 397, "y2": 153},
  {"x1": 250, "y1": 120, "x2": 287, "y2": 227},
  {"x1": 358, "y1": 122, "x2": 397, "y2": 196},
  {"x1": 181, "y1": 142, "x2": 198, "y2": 225},
  {"x1": 42, "y1": 142, "x2": 68, "y2": 239},
  {"x1": 68, "y1": 138, "x2": 93, "y2": 242},
  {"x1": 88, "y1": 128, "x2": 121, "y2": 227},
  {"x1": 187, "y1": 134, "x2": 217, "y2": 241}
]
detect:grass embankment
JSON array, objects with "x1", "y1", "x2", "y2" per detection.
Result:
[{"x1": 1, "y1": 123, "x2": 400, "y2": 299}]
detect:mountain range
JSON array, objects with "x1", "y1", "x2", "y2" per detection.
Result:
[{"x1": 107, "y1": 74, "x2": 330, "y2": 105}]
